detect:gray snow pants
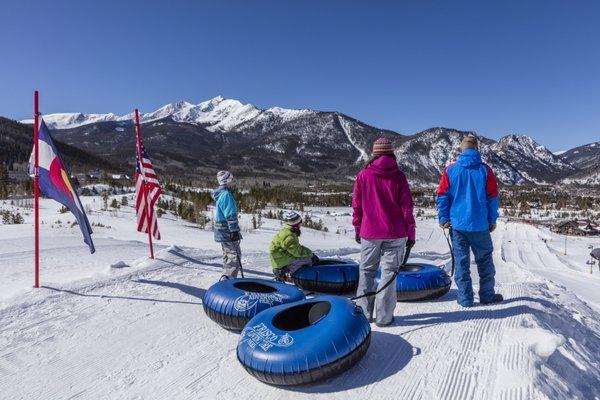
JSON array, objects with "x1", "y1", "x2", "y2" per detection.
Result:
[
  {"x1": 221, "y1": 240, "x2": 242, "y2": 278},
  {"x1": 355, "y1": 238, "x2": 406, "y2": 325}
]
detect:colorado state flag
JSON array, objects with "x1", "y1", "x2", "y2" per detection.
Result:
[{"x1": 31, "y1": 119, "x2": 95, "y2": 253}]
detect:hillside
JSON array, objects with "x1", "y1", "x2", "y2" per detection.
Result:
[
  {"x1": 17, "y1": 97, "x2": 593, "y2": 185},
  {"x1": 0, "y1": 117, "x2": 126, "y2": 175}
]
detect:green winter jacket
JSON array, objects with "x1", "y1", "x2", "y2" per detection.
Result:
[{"x1": 269, "y1": 226, "x2": 313, "y2": 269}]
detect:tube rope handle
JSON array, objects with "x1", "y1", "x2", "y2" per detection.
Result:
[
  {"x1": 350, "y1": 244, "x2": 412, "y2": 302},
  {"x1": 443, "y1": 227, "x2": 455, "y2": 277}
]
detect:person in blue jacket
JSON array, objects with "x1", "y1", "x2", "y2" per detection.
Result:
[
  {"x1": 212, "y1": 170, "x2": 242, "y2": 280},
  {"x1": 436, "y1": 135, "x2": 503, "y2": 307}
]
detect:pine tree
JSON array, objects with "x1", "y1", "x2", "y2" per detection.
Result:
[
  {"x1": 0, "y1": 164, "x2": 9, "y2": 199},
  {"x1": 101, "y1": 191, "x2": 109, "y2": 210}
]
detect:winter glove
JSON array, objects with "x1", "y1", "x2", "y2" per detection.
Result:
[
  {"x1": 440, "y1": 221, "x2": 451, "y2": 229},
  {"x1": 355, "y1": 233, "x2": 361, "y2": 244},
  {"x1": 230, "y1": 231, "x2": 241, "y2": 242},
  {"x1": 273, "y1": 269, "x2": 286, "y2": 282},
  {"x1": 406, "y1": 239, "x2": 416, "y2": 251},
  {"x1": 489, "y1": 224, "x2": 496, "y2": 233},
  {"x1": 311, "y1": 254, "x2": 320, "y2": 264}
]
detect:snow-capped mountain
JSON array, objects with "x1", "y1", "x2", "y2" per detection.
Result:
[
  {"x1": 17, "y1": 97, "x2": 590, "y2": 185},
  {"x1": 559, "y1": 141, "x2": 600, "y2": 185},
  {"x1": 489, "y1": 135, "x2": 576, "y2": 184},
  {"x1": 20, "y1": 112, "x2": 130, "y2": 130},
  {"x1": 36, "y1": 99, "x2": 391, "y2": 181},
  {"x1": 21, "y1": 96, "x2": 312, "y2": 132},
  {"x1": 392, "y1": 128, "x2": 528, "y2": 185},
  {"x1": 560, "y1": 141, "x2": 600, "y2": 170}
]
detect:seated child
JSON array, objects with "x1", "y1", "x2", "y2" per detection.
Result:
[{"x1": 269, "y1": 211, "x2": 319, "y2": 282}]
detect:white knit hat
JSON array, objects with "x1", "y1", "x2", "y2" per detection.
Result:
[
  {"x1": 283, "y1": 211, "x2": 302, "y2": 226},
  {"x1": 217, "y1": 170, "x2": 234, "y2": 186}
]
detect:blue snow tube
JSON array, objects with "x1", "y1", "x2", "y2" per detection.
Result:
[
  {"x1": 237, "y1": 295, "x2": 371, "y2": 386},
  {"x1": 203, "y1": 278, "x2": 305, "y2": 332},
  {"x1": 291, "y1": 259, "x2": 359, "y2": 293},
  {"x1": 376, "y1": 263, "x2": 451, "y2": 301}
]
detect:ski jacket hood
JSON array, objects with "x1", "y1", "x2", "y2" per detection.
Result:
[
  {"x1": 211, "y1": 185, "x2": 229, "y2": 201},
  {"x1": 367, "y1": 155, "x2": 402, "y2": 178},
  {"x1": 457, "y1": 148, "x2": 483, "y2": 169}
]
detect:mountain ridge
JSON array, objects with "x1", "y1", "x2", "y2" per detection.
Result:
[{"x1": 16, "y1": 97, "x2": 596, "y2": 186}]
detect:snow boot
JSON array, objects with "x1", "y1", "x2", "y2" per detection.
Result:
[
  {"x1": 219, "y1": 275, "x2": 229, "y2": 282},
  {"x1": 375, "y1": 317, "x2": 395, "y2": 328},
  {"x1": 480, "y1": 293, "x2": 503, "y2": 305}
]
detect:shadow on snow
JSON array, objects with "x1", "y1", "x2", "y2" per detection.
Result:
[{"x1": 289, "y1": 331, "x2": 416, "y2": 393}]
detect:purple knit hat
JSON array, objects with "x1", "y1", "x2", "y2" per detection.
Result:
[{"x1": 372, "y1": 137, "x2": 394, "y2": 155}]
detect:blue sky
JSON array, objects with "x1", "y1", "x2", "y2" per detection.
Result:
[{"x1": 1, "y1": 0, "x2": 599, "y2": 150}]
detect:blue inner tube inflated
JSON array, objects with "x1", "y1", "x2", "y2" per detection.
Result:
[
  {"x1": 237, "y1": 295, "x2": 371, "y2": 386},
  {"x1": 375, "y1": 263, "x2": 451, "y2": 301},
  {"x1": 203, "y1": 278, "x2": 305, "y2": 332},
  {"x1": 291, "y1": 259, "x2": 359, "y2": 293}
]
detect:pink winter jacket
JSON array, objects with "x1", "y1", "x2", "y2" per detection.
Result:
[{"x1": 352, "y1": 155, "x2": 416, "y2": 241}]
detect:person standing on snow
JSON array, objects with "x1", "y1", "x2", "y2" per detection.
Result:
[
  {"x1": 352, "y1": 137, "x2": 416, "y2": 327},
  {"x1": 269, "y1": 211, "x2": 319, "y2": 282},
  {"x1": 212, "y1": 170, "x2": 242, "y2": 280},
  {"x1": 436, "y1": 134, "x2": 503, "y2": 307}
]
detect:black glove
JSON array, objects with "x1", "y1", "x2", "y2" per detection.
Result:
[
  {"x1": 230, "y1": 231, "x2": 241, "y2": 241},
  {"x1": 403, "y1": 239, "x2": 416, "y2": 265},
  {"x1": 273, "y1": 269, "x2": 286, "y2": 282},
  {"x1": 311, "y1": 254, "x2": 320, "y2": 264},
  {"x1": 355, "y1": 233, "x2": 361, "y2": 244}
]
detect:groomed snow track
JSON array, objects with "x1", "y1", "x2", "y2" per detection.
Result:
[{"x1": 0, "y1": 224, "x2": 599, "y2": 399}]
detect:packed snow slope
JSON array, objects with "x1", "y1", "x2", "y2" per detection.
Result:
[{"x1": 1, "y1": 198, "x2": 599, "y2": 400}]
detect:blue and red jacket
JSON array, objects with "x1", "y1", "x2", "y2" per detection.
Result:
[{"x1": 436, "y1": 149, "x2": 499, "y2": 232}]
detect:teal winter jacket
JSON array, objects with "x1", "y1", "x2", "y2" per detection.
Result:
[{"x1": 212, "y1": 186, "x2": 241, "y2": 242}]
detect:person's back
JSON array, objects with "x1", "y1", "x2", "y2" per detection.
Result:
[
  {"x1": 436, "y1": 135, "x2": 502, "y2": 307},
  {"x1": 212, "y1": 186, "x2": 239, "y2": 242},
  {"x1": 353, "y1": 155, "x2": 415, "y2": 240},
  {"x1": 352, "y1": 137, "x2": 415, "y2": 327},
  {"x1": 437, "y1": 149, "x2": 499, "y2": 231}
]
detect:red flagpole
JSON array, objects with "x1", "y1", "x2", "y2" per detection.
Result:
[
  {"x1": 134, "y1": 109, "x2": 154, "y2": 259},
  {"x1": 33, "y1": 90, "x2": 40, "y2": 288}
]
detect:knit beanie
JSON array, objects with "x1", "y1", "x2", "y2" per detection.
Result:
[
  {"x1": 372, "y1": 137, "x2": 394, "y2": 155},
  {"x1": 217, "y1": 170, "x2": 234, "y2": 186},
  {"x1": 283, "y1": 210, "x2": 302, "y2": 226},
  {"x1": 460, "y1": 134, "x2": 479, "y2": 150}
]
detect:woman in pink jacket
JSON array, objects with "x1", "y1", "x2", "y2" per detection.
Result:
[{"x1": 352, "y1": 137, "x2": 416, "y2": 327}]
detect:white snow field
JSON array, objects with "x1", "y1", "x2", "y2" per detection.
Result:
[{"x1": 1, "y1": 198, "x2": 599, "y2": 400}]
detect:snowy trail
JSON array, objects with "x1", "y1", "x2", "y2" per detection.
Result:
[
  {"x1": 1, "y1": 219, "x2": 599, "y2": 399},
  {"x1": 501, "y1": 223, "x2": 600, "y2": 311}
]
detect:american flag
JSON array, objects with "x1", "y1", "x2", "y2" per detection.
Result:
[{"x1": 136, "y1": 143, "x2": 161, "y2": 240}]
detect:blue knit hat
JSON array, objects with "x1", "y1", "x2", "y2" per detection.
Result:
[{"x1": 283, "y1": 211, "x2": 302, "y2": 226}]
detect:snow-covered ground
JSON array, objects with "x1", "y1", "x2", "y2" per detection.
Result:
[{"x1": 1, "y1": 198, "x2": 599, "y2": 399}]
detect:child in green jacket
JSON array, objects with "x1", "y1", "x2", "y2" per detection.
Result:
[{"x1": 269, "y1": 211, "x2": 318, "y2": 282}]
